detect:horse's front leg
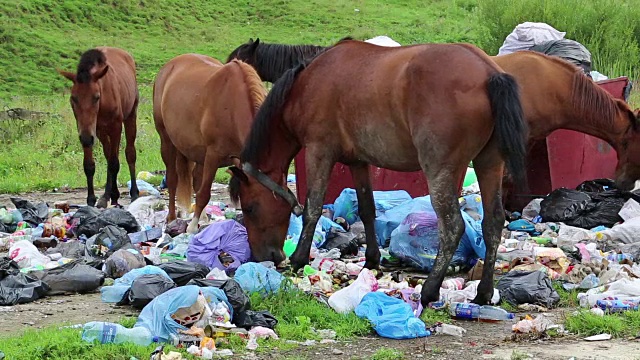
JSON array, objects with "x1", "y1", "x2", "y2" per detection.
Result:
[
  {"x1": 83, "y1": 146, "x2": 97, "y2": 207},
  {"x1": 289, "y1": 146, "x2": 335, "y2": 271}
]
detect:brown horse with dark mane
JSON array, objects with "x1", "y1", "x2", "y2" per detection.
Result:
[
  {"x1": 495, "y1": 51, "x2": 640, "y2": 189},
  {"x1": 228, "y1": 39, "x2": 528, "y2": 306},
  {"x1": 58, "y1": 47, "x2": 140, "y2": 208},
  {"x1": 153, "y1": 54, "x2": 267, "y2": 233},
  {"x1": 229, "y1": 40, "x2": 640, "y2": 189}
]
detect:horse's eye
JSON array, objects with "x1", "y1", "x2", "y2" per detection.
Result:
[
  {"x1": 93, "y1": 94, "x2": 100, "y2": 103},
  {"x1": 71, "y1": 96, "x2": 78, "y2": 104}
]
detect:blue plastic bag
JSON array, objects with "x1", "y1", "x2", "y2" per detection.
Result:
[
  {"x1": 234, "y1": 262, "x2": 284, "y2": 296},
  {"x1": 374, "y1": 196, "x2": 434, "y2": 246},
  {"x1": 458, "y1": 194, "x2": 486, "y2": 259},
  {"x1": 127, "y1": 179, "x2": 160, "y2": 197},
  {"x1": 101, "y1": 265, "x2": 172, "y2": 303},
  {"x1": 333, "y1": 188, "x2": 412, "y2": 225},
  {"x1": 355, "y1": 292, "x2": 428, "y2": 339},
  {"x1": 135, "y1": 285, "x2": 230, "y2": 342},
  {"x1": 287, "y1": 214, "x2": 342, "y2": 248}
]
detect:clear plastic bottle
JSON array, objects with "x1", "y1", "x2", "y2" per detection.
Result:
[
  {"x1": 81, "y1": 322, "x2": 153, "y2": 346},
  {"x1": 478, "y1": 305, "x2": 515, "y2": 321},
  {"x1": 436, "y1": 323, "x2": 467, "y2": 337}
]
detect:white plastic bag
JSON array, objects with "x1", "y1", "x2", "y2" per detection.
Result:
[
  {"x1": 365, "y1": 36, "x2": 401, "y2": 47},
  {"x1": 619, "y1": 199, "x2": 640, "y2": 221},
  {"x1": 328, "y1": 268, "x2": 378, "y2": 313},
  {"x1": 439, "y1": 280, "x2": 500, "y2": 305},
  {"x1": 557, "y1": 224, "x2": 596, "y2": 250},
  {"x1": 602, "y1": 217, "x2": 640, "y2": 244},
  {"x1": 206, "y1": 268, "x2": 229, "y2": 280},
  {"x1": 9, "y1": 240, "x2": 51, "y2": 268},
  {"x1": 498, "y1": 22, "x2": 566, "y2": 55}
]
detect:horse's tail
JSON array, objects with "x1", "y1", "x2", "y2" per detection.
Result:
[
  {"x1": 487, "y1": 72, "x2": 528, "y2": 187},
  {"x1": 175, "y1": 155, "x2": 194, "y2": 216}
]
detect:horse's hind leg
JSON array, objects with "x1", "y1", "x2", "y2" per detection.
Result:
[
  {"x1": 420, "y1": 166, "x2": 466, "y2": 305},
  {"x1": 187, "y1": 149, "x2": 219, "y2": 234},
  {"x1": 290, "y1": 147, "x2": 335, "y2": 270},
  {"x1": 349, "y1": 163, "x2": 381, "y2": 269},
  {"x1": 159, "y1": 132, "x2": 178, "y2": 222},
  {"x1": 124, "y1": 103, "x2": 139, "y2": 203},
  {"x1": 471, "y1": 144, "x2": 506, "y2": 305}
]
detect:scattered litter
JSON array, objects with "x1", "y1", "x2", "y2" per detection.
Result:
[{"x1": 584, "y1": 333, "x2": 612, "y2": 341}]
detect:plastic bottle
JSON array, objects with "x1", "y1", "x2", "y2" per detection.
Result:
[
  {"x1": 449, "y1": 303, "x2": 514, "y2": 321},
  {"x1": 596, "y1": 299, "x2": 640, "y2": 313},
  {"x1": 436, "y1": 323, "x2": 467, "y2": 337},
  {"x1": 81, "y1": 322, "x2": 153, "y2": 345}
]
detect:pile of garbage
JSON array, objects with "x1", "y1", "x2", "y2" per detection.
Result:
[{"x1": 6, "y1": 167, "x2": 640, "y2": 355}]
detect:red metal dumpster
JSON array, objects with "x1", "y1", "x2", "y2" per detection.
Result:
[{"x1": 294, "y1": 77, "x2": 631, "y2": 209}]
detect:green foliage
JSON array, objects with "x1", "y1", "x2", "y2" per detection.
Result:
[
  {"x1": 476, "y1": 0, "x2": 640, "y2": 78},
  {"x1": 0, "y1": 0, "x2": 637, "y2": 193},
  {"x1": 370, "y1": 348, "x2": 405, "y2": 360}
]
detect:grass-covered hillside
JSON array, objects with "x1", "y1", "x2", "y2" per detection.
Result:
[{"x1": 0, "y1": 0, "x2": 638, "y2": 193}]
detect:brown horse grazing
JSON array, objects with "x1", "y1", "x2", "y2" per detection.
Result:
[
  {"x1": 493, "y1": 51, "x2": 640, "y2": 190},
  {"x1": 227, "y1": 38, "x2": 332, "y2": 82},
  {"x1": 58, "y1": 47, "x2": 140, "y2": 208},
  {"x1": 229, "y1": 40, "x2": 640, "y2": 189},
  {"x1": 228, "y1": 39, "x2": 528, "y2": 306},
  {"x1": 153, "y1": 54, "x2": 267, "y2": 233}
]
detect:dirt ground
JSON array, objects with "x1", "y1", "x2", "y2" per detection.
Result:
[{"x1": 1, "y1": 188, "x2": 639, "y2": 359}]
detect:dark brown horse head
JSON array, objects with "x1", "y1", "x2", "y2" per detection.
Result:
[
  {"x1": 58, "y1": 49, "x2": 109, "y2": 148},
  {"x1": 615, "y1": 105, "x2": 640, "y2": 190},
  {"x1": 227, "y1": 38, "x2": 261, "y2": 65},
  {"x1": 228, "y1": 162, "x2": 302, "y2": 265}
]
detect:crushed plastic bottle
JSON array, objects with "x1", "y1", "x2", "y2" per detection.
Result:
[
  {"x1": 82, "y1": 321, "x2": 153, "y2": 346},
  {"x1": 596, "y1": 299, "x2": 640, "y2": 313},
  {"x1": 436, "y1": 323, "x2": 467, "y2": 337}
]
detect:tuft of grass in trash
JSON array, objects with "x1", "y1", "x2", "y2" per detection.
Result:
[
  {"x1": 563, "y1": 310, "x2": 640, "y2": 337},
  {"x1": 500, "y1": 301, "x2": 518, "y2": 313},
  {"x1": 118, "y1": 316, "x2": 137, "y2": 329},
  {"x1": 370, "y1": 348, "x2": 405, "y2": 360},
  {"x1": 249, "y1": 282, "x2": 372, "y2": 341},
  {"x1": 0, "y1": 326, "x2": 197, "y2": 360},
  {"x1": 553, "y1": 282, "x2": 579, "y2": 308},
  {"x1": 511, "y1": 350, "x2": 530, "y2": 360},
  {"x1": 420, "y1": 307, "x2": 451, "y2": 325}
]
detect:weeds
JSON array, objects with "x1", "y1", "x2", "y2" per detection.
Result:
[
  {"x1": 371, "y1": 348, "x2": 405, "y2": 360},
  {"x1": 564, "y1": 309, "x2": 640, "y2": 337}
]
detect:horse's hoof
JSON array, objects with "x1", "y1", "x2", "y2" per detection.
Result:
[
  {"x1": 186, "y1": 221, "x2": 199, "y2": 234},
  {"x1": 96, "y1": 198, "x2": 109, "y2": 209},
  {"x1": 471, "y1": 293, "x2": 491, "y2": 306},
  {"x1": 289, "y1": 256, "x2": 309, "y2": 272},
  {"x1": 87, "y1": 197, "x2": 97, "y2": 207},
  {"x1": 419, "y1": 284, "x2": 441, "y2": 307}
]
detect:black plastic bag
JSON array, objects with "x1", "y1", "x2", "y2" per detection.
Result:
[
  {"x1": 84, "y1": 225, "x2": 133, "y2": 262},
  {"x1": 158, "y1": 261, "x2": 210, "y2": 286},
  {"x1": 166, "y1": 219, "x2": 188, "y2": 237},
  {"x1": 125, "y1": 274, "x2": 176, "y2": 309},
  {"x1": 234, "y1": 310, "x2": 278, "y2": 330},
  {"x1": 565, "y1": 196, "x2": 625, "y2": 229},
  {"x1": 104, "y1": 249, "x2": 146, "y2": 279},
  {"x1": 0, "y1": 257, "x2": 50, "y2": 305},
  {"x1": 187, "y1": 278, "x2": 250, "y2": 315},
  {"x1": 46, "y1": 240, "x2": 84, "y2": 259},
  {"x1": 72, "y1": 207, "x2": 140, "y2": 238},
  {"x1": 539, "y1": 188, "x2": 594, "y2": 222},
  {"x1": 11, "y1": 197, "x2": 48, "y2": 227},
  {"x1": 32, "y1": 260, "x2": 104, "y2": 295},
  {"x1": 496, "y1": 271, "x2": 560, "y2": 308},
  {"x1": 321, "y1": 233, "x2": 359, "y2": 256},
  {"x1": 576, "y1": 179, "x2": 617, "y2": 193}
]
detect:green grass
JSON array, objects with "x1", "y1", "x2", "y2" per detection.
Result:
[
  {"x1": 0, "y1": 317, "x2": 197, "y2": 360},
  {"x1": 249, "y1": 281, "x2": 372, "y2": 341},
  {"x1": 0, "y1": 287, "x2": 372, "y2": 359},
  {"x1": 370, "y1": 348, "x2": 405, "y2": 360},
  {"x1": 564, "y1": 309, "x2": 640, "y2": 338},
  {"x1": 0, "y1": 0, "x2": 638, "y2": 193},
  {"x1": 420, "y1": 307, "x2": 451, "y2": 325},
  {"x1": 553, "y1": 282, "x2": 579, "y2": 308}
]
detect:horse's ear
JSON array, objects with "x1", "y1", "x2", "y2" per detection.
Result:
[
  {"x1": 92, "y1": 65, "x2": 109, "y2": 81},
  {"x1": 227, "y1": 166, "x2": 248, "y2": 183},
  {"x1": 254, "y1": 38, "x2": 260, "y2": 45},
  {"x1": 57, "y1": 69, "x2": 76, "y2": 82}
]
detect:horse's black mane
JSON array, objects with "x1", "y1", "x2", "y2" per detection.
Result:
[
  {"x1": 76, "y1": 49, "x2": 106, "y2": 83},
  {"x1": 254, "y1": 43, "x2": 327, "y2": 82}
]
